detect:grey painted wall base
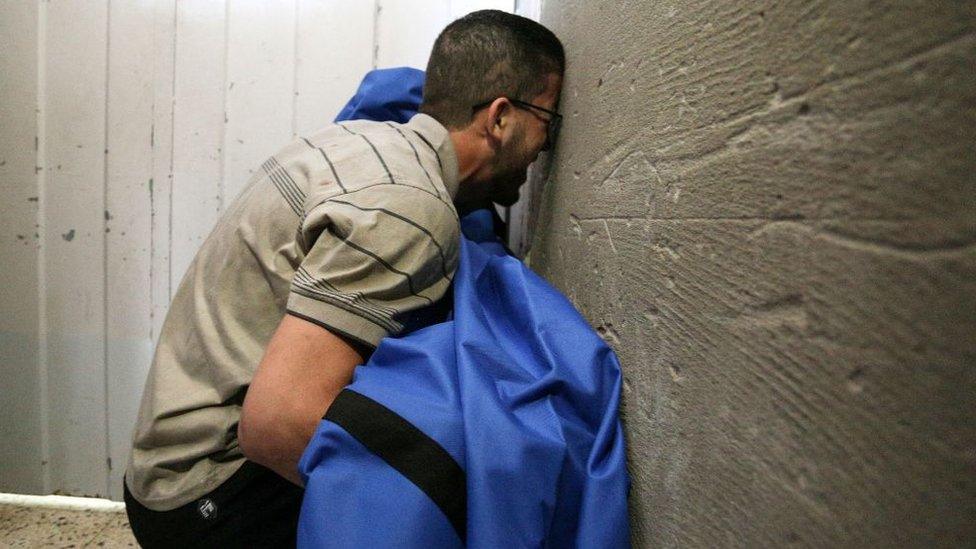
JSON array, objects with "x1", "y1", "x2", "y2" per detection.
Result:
[{"x1": 534, "y1": 1, "x2": 975, "y2": 546}]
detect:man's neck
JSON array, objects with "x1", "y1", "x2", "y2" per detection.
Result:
[
  {"x1": 448, "y1": 129, "x2": 492, "y2": 214},
  {"x1": 449, "y1": 129, "x2": 484, "y2": 184}
]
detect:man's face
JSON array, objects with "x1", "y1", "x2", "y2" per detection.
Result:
[{"x1": 488, "y1": 73, "x2": 563, "y2": 207}]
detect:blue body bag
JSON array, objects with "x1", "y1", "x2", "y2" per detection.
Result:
[
  {"x1": 332, "y1": 66, "x2": 425, "y2": 125},
  {"x1": 297, "y1": 211, "x2": 630, "y2": 547},
  {"x1": 296, "y1": 67, "x2": 629, "y2": 547}
]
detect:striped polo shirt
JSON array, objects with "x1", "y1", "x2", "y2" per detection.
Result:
[{"x1": 126, "y1": 113, "x2": 461, "y2": 511}]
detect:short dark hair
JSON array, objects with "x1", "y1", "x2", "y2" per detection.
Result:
[{"x1": 420, "y1": 10, "x2": 565, "y2": 129}]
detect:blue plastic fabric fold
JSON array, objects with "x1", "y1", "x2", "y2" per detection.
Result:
[
  {"x1": 332, "y1": 67, "x2": 425, "y2": 124},
  {"x1": 297, "y1": 67, "x2": 629, "y2": 548},
  {"x1": 297, "y1": 210, "x2": 630, "y2": 547}
]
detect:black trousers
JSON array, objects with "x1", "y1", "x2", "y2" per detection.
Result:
[{"x1": 123, "y1": 461, "x2": 304, "y2": 548}]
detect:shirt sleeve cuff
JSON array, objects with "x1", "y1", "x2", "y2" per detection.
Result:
[{"x1": 285, "y1": 291, "x2": 389, "y2": 349}]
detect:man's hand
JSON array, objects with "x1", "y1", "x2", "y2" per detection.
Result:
[{"x1": 238, "y1": 313, "x2": 366, "y2": 485}]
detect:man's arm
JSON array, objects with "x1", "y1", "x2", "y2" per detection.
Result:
[{"x1": 238, "y1": 313, "x2": 366, "y2": 486}]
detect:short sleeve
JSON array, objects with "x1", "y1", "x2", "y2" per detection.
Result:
[{"x1": 286, "y1": 184, "x2": 460, "y2": 348}]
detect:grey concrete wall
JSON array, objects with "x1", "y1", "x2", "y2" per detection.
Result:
[{"x1": 532, "y1": 1, "x2": 975, "y2": 546}]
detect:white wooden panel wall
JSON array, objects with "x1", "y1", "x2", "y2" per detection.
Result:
[
  {"x1": 148, "y1": 0, "x2": 178, "y2": 356},
  {"x1": 452, "y1": 0, "x2": 518, "y2": 20},
  {"x1": 294, "y1": 0, "x2": 376, "y2": 137},
  {"x1": 375, "y1": 1, "x2": 451, "y2": 69},
  {"x1": 0, "y1": 0, "x2": 45, "y2": 496},
  {"x1": 170, "y1": 1, "x2": 227, "y2": 288},
  {"x1": 224, "y1": 0, "x2": 296, "y2": 205},
  {"x1": 105, "y1": 0, "x2": 161, "y2": 500},
  {"x1": 43, "y1": 0, "x2": 111, "y2": 497},
  {"x1": 1, "y1": 0, "x2": 515, "y2": 501}
]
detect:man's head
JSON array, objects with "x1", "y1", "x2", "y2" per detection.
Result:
[{"x1": 420, "y1": 10, "x2": 564, "y2": 211}]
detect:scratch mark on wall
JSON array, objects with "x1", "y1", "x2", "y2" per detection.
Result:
[
  {"x1": 722, "y1": 293, "x2": 810, "y2": 330},
  {"x1": 785, "y1": 30, "x2": 976, "y2": 102},
  {"x1": 603, "y1": 219, "x2": 618, "y2": 253},
  {"x1": 750, "y1": 220, "x2": 976, "y2": 260},
  {"x1": 569, "y1": 213, "x2": 583, "y2": 240},
  {"x1": 595, "y1": 322, "x2": 621, "y2": 344},
  {"x1": 668, "y1": 363, "x2": 683, "y2": 382}
]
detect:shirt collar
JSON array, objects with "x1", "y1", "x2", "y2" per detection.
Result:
[{"x1": 405, "y1": 113, "x2": 459, "y2": 200}]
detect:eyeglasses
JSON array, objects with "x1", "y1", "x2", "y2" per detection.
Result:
[{"x1": 471, "y1": 97, "x2": 563, "y2": 151}]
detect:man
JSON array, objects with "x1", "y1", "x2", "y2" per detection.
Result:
[{"x1": 123, "y1": 9, "x2": 563, "y2": 547}]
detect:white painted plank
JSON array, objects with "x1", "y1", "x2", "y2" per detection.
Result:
[
  {"x1": 223, "y1": 0, "x2": 296, "y2": 207},
  {"x1": 514, "y1": 0, "x2": 540, "y2": 20},
  {"x1": 294, "y1": 0, "x2": 376, "y2": 136},
  {"x1": 0, "y1": 0, "x2": 45, "y2": 495},
  {"x1": 449, "y1": 0, "x2": 515, "y2": 21},
  {"x1": 170, "y1": 0, "x2": 226, "y2": 290},
  {"x1": 150, "y1": 0, "x2": 177, "y2": 343},
  {"x1": 375, "y1": 0, "x2": 451, "y2": 70},
  {"x1": 43, "y1": 0, "x2": 109, "y2": 497},
  {"x1": 104, "y1": 0, "x2": 160, "y2": 501}
]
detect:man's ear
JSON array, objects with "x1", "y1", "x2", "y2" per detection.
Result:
[{"x1": 484, "y1": 97, "x2": 513, "y2": 148}]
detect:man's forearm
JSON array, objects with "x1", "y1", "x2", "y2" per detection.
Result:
[
  {"x1": 238, "y1": 407, "x2": 322, "y2": 486},
  {"x1": 239, "y1": 313, "x2": 363, "y2": 486}
]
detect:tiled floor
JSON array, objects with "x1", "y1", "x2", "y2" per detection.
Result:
[{"x1": 0, "y1": 505, "x2": 136, "y2": 548}]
